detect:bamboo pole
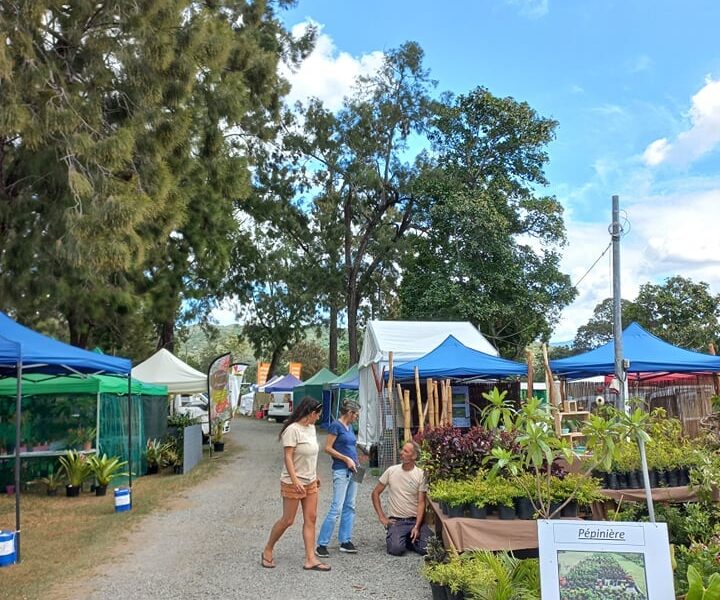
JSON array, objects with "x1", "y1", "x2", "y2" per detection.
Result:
[
  {"x1": 426, "y1": 378, "x2": 434, "y2": 428},
  {"x1": 432, "y1": 381, "x2": 440, "y2": 427},
  {"x1": 447, "y1": 380, "x2": 453, "y2": 426},
  {"x1": 526, "y1": 348, "x2": 534, "y2": 401},
  {"x1": 415, "y1": 367, "x2": 424, "y2": 433},
  {"x1": 542, "y1": 343, "x2": 556, "y2": 407},
  {"x1": 403, "y1": 390, "x2": 412, "y2": 442},
  {"x1": 709, "y1": 343, "x2": 720, "y2": 397}
]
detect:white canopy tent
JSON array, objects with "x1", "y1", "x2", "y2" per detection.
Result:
[
  {"x1": 357, "y1": 320, "x2": 498, "y2": 448},
  {"x1": 131, "y1": 348, "x2": 207, "y2": 394}
]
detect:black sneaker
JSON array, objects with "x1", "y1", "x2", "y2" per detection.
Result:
[
  {"x1": 315, "y1": 545, "x2": 330, "y2": 558},
  {"x1": 339, "y1": 541, "x2": 357, "y2": 554}
]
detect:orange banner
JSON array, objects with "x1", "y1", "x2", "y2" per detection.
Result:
[
  {"x1": 257, "y1": 362, "x2": 271, "y2": 386},
  {"x1": 288, "y1": 362, "x2": 302, "y2": 379}
]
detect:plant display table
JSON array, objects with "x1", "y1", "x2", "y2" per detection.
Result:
[
  {"x1": 590, "y1": 486, "x2": 716, "y2": 519},
  {"x1": 429, "y1": 500, "x2": 542, "y2": 551}
]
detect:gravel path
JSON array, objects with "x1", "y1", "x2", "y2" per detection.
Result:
[{"x1": 54, "y1": 417, "x2": 432, "y2": 600}]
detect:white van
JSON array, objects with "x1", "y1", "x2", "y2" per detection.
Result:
[
  {"x1": 267, "y1": 392, "x2": 293, "y2": 423},
  {"x1": 177, "y1": 394, "x2": 230, "y2": 437}
]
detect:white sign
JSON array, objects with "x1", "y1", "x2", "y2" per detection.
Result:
[{"x1": 538, "y1": 520, "x2": 675, "y2": 600}]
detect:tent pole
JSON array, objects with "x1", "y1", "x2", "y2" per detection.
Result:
[
  {"x1": 14, "y1": 360, "x2": 22, "y2": 562},
  {"x1": 127, "y1": 376, "x2": 132, "y2": 488}
]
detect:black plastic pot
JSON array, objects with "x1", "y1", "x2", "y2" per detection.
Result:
[
  {"x1": 468, "y1": 504, "x2": 487, "y2": 519},
  {"x1": 47, "y1": 488, "x2": 58, "y2": 497},
  {"x1": 447, "y1": 504, "x2": 465, "y2": 518},
  {"x1": 648, "y1": 469, "x2": 658, "y2": 488},
  {"x1": 667, "y1": 469, "x2": 680, "y2": 487},
  {"x1": 429, "y1": 583, "x2": 448, "y2": 600},
  {"x1": 447, "y1": 589, "x2": 464, "y2": 600},
  {"x1": 656, "y1": 470, "x2": 668, "y2": 487},
  {"x1": 607, "y1": 472, "x2": 619, "y2": 490},
  {"x1": 516, "y1": 497, "x2": 535, "y2": 520},
  {"x1": 146, "y1": 464, "x2": 159, "y2": 475},
  {"x1": 550, "y1": 502, "x2": 563, "y2": 518},
  {"x1": 66, "y1": 485, "x2": 80, "y2": 497},
  {"x1": 173, "y1": 465, "x2": 184, "y2": 475},
  {"x1": 439, "y1": 501, "x2": 449, "y2": 515},
  {"x1": 616, "y1": 472, "x2": 628, "y2": 490},
  {"x1": 498, "y1": 503, "x2": 517, "y2": 520},
  {"x1": 213, "y1": 441, "x2": 225, "y2": 452},
  {"x1": 679, "y1": 468, "x2": 690, "y2": 486},
  {"x1": 95, "y1": 485, "x2": 107, "y2": 497},
  {"x1": 561, "y1": 501, "x2": 578, "y2": 518},
  {"x1": 627, "y1": 471, "x2": 640, "y2": 489}
]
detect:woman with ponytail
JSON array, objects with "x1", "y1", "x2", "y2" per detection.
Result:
[{"x1": 262, "y1": 396, "x2": 331, "y2": 571}]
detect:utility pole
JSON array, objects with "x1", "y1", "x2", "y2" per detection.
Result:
[{"x1": 611, "y1": 194, "x2": 626, "y2": 413}]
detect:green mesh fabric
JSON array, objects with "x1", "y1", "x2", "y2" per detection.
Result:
[
  {"x1": 98, "y1": 393, "x2": 146, "y2": 481},
  {"x1": 143, "y1": 395, "x2": 169, "y2": 443}
]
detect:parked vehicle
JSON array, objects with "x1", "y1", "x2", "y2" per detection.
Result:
[
  {"x1": 267, "y1": 392, "x2": 293, "y2": 423},
  {"x1": 177, "y1": 394, "x2": 231, "y2": 437}
]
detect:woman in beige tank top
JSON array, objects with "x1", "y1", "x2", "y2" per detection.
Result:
[{"x1": 262, "y1": 397, "x2": 331, "y2": 571}]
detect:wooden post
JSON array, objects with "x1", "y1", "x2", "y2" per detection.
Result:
[
  {"x1": 709, "y1": 343, "x2": 720, "y2": 397},
  {"x1": 446, "y1": 380, "x2": 453, "y2": 426},
  {"x1": 526, "y1": 348, "x2": 534, "y2": 402},
  {"x1": 415, "y1": 367, "x2": 424, "y2": 433},
  {"x1": 403, "y1": 390, "x2": 412, "y2": 442},
  {"x1": 542, "y1": 343, "x2": 556, "y2": 407},
  {"x1": 432, "y1": 381, "x2": 440, "y2": 427},
  {"x1": 426, "y1": 378, "x2": 434, "y2": 428}
]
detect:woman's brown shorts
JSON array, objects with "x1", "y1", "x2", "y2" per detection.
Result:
[{"x1": 280, "y1": 479, "x2": 319, "y2": 499}]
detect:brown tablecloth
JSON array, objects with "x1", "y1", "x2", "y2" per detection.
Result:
[
  {"x1": 429, "y1": 501, "x2": 540, "y2": 552},
  {"x1": 591, "y1": 486, "x2": 713, "y2": 519}
]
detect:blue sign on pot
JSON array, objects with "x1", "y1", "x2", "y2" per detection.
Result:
[
  {"x1": 114, "y1": 487, "x2": 131, "y2": 513},
  {"x1": 0, "y1": 530, "x2": 16, "y2": 567}
]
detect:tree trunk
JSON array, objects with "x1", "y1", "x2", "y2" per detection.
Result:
[
  {"x1": 268, "y1": 347, "x2": 283, "y2": 377},
  {"x1": 158, "y1": 320, "x2": 175, "y2": 352},
  {"x1": 347, "y1": 285, "x2": 359, "y2": 364},
  {"x1": 329, "y1": 304, "x2": 338, "y2": 372},
  {"x1": 66, "y1": 309, "x2": 89, "y2": 348}
]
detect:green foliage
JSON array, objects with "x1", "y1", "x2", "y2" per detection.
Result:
[
  {"x1": 675, "y1": 545, "x2": 720, "y2": 597},
  {"x1": 39, "y1": 470, "x2": 65, "y2": 492},
  {"x1": 481, "y1": 388, "x2": 516, "y2": 431},
  {"x1": 58, "y1": 450, "x2": 92, "y2": 488},
  {"x1": 145, "y1": 439, "x2": 172, "y2": 469},
  {"x1": 685, "y1": 565, "x2": 720, "y2": 600},
  {"x1": 87, "y1": 454, "x2": 128, "y2": 487},
  {"x1": 465, "y1": 551, "x2": 540, "y2": 600}
]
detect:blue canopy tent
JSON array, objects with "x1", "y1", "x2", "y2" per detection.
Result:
[
  {"x1": 0, "y1": 311, "x2": 131, "y2": 561},
  {"x1": 322, "y1": 365, "x2": 359, "y2": 428},
  {"x1": 390, "y1": 335, "x2": 527, "y2": 380},
  {"x1": 263, "y1": 374, "x2": 303, "y2": 392},
  {"x1": 549, "y1": 322, "x2": 720, "y2": 380}
]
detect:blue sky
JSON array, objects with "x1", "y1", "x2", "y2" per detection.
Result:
[{"x1": 249, "y1": 0, "x2": 720, "y2": 343}]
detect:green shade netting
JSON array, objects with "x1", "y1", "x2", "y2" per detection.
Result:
[{"x1": 99, "y1": 393, "x2": 145, "y2": 483}]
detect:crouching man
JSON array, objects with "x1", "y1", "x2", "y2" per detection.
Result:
[{"x1": 371, "y1": 441, "x2": 432, "y2": 555}]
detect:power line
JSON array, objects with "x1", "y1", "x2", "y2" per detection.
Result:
[{"x1": 573, "y1": 242, "x2": 612, "y2": 290}]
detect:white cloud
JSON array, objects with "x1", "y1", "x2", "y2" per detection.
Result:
[
  {"x1": 553, "y1": 183, "x2": 720, "y2": 342},
  {"x1": 642, "y1": 76, "x2": 720, "y2": 167},
  {"x1": 504, "y1": 0, "x2": 549, "y2": 18},
  {"x1": 281, "y1": 20, "x2": 385, "y2": 112}
]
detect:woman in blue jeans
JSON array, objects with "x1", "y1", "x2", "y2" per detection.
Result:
[{"x1": 315, "y1": 400, "x2": 361, "y2": 558}]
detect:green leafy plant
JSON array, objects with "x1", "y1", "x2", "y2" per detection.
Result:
[
  {"x1": 39, "y1": 470, "x2": 65, "y2": 493},
  {"x1": 211, "y1": 418, "x2": 226, "y2": 443},
  {"x1": 87, "y1": 454, "x2": 128, "y2": 487},
  {"x1": 480, "y1": 388, "x2": 516, "y2": 431},
  {"x1": 58, "y1": 450, "x2": 92, "y2": 487},
  {"x1": 145, "y1": 439, "x2": 171, "y2": 469},
  {"x1": 464, "y1": 551, "x2": 540, "y2": 600},
  {"x1": 685, "y1": 564, "x2": 720, "y2": 599},
  {"x1": 690, "y1": 454, "x2": 720, "y2": 504}
]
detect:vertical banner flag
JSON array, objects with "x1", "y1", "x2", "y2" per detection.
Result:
[
  {"x1": 208, "y1": 353, "x2": 232, "y2": 423},
  {"x1": 288, "y1": 362, "x2": 302, "y2": 379},
  {"x1": 257, "y1": 362, "x2": 271, "y2": 386}
]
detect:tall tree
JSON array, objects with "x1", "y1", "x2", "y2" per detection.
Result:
[
  {"x1": 573, "y1": 298, "x2": 640, "y2": 351},
  {"x1": 0, "y1": 1, "x2": 311, "y2": 353},
  {"x1": 279, "y1": 42, "x2": 433, "y2": 363},
  {"x1": 399, "y1": 87, "x2": 576, "y2": 357}
]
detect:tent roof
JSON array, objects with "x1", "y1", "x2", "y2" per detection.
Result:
[
  {"x1": 264, "y1": 374, "x2": 303, "y2": 392},
  {"x1": 550, "y1": 322, "x2": 720, "y2": 379},
  {"x1": 391, "y1": 335, "x2": 527, "y2": 380},
  {"x1": 300, "y1": 368, "x2": 337, "y2": 387},
  {"x1": 0, "y1": 311, "x2": 130, "y2": 375},
  {"x1": 327, "y1": 365, "x2": 359, "y2": 390},
  {"x1": 359, "y1": 320, "x2": 497, "y2": 368},
  {"x1": 0, "y1": 373, "x2": 167, "y2": 397},
  {"x1": 131, "y1": 348, "x2": 206, "y2": 394}
]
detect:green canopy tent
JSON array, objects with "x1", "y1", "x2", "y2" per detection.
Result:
[
  {"x1": 292, "y1": 368, "x2": 337, "y2": 428},
  {"x1": 0, "y1": 374, "x2": 168, "y2": 478}
]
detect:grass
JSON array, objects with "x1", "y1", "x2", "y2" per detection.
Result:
[{"x1": 0, "y1": 444, "x2": 238, "y2": 599}]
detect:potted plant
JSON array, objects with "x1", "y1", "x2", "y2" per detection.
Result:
[
  {"x1": 145, "y1": 439, "x2": 170, "y2": 475},
  {"x1": 87, "y1": 454, "x2": 128, "y2": 496},
  {"x1": 58, "y1": 450, "x2": 92, "y2": 497},
  {"x1": 484, "y1": 476, "x2": 520, "y2": 520},
  {"x1": 162, "y1": 445, "x2": 183, "y2": 474},
  {"x1": 39, "y1": 470, "x2": 65, "y2": 496},
  {"x1": 212, "y1": 418, "x2": 226, "y2": 452}
]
